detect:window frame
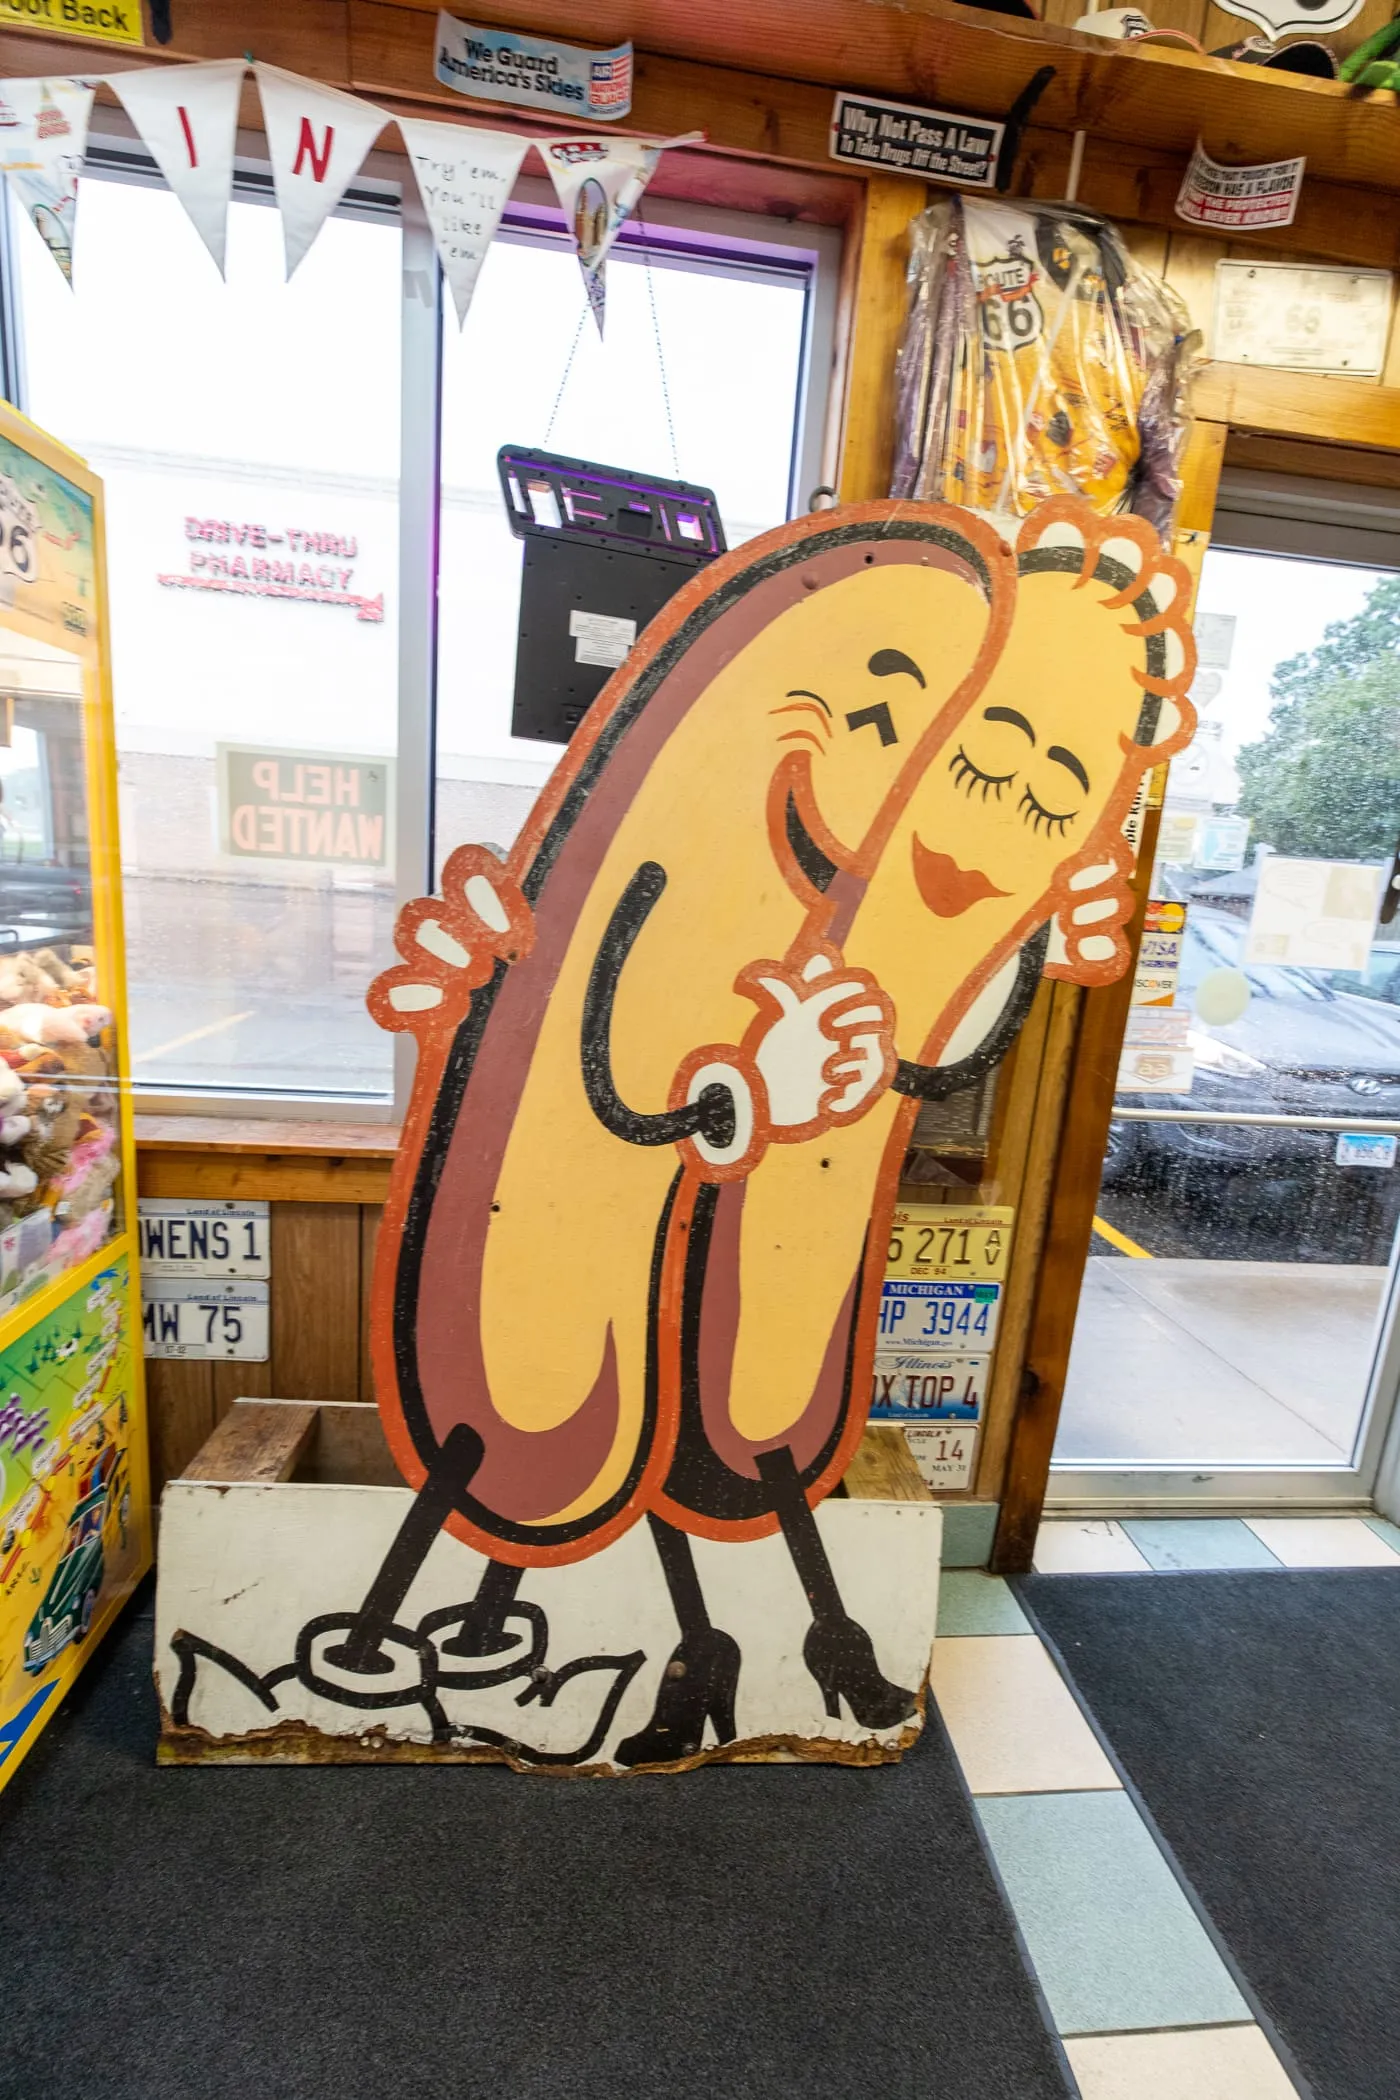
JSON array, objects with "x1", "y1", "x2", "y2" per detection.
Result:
[{"x1": 1, "y1": 113, "x2": 841, "y2": 1124}]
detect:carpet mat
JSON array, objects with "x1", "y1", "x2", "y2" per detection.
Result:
[
  {"x1": 1021, "y1": 1568, "x2": 1400, "y2": 2100},
  {"x1": 0, "y1": 1592, "x2": 1068, "y2": 2100}
]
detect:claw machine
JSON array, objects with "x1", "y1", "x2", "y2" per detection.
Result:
[{"x1": 0, "y1": 401, "x2": 149, "y2": 1792}]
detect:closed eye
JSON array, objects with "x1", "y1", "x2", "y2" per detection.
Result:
[
  {"x1": 949, "y1": 745, "x2": 1015, "y2": 802},
  {"x1": 1019, "y1": 783, "x2": 1077, "y2": 837}
]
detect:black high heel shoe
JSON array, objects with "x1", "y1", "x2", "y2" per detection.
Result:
[
  {"x1": 804, "y1": 1615, "x2": 918, "y2": 1729},
  {"x1": 614, "y1": 1626, "x2": 741, "y2": 1766}
]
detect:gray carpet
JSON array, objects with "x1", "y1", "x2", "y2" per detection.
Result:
[
  {"x1": 0, "y1": 1591, "x2": 1069, "y2": 2100},
  {"x1": 1021, "y1": 1568, "x2": 1400, "y2": 2100}
]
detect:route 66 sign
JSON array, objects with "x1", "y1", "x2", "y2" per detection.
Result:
[
  {"x1": 0, "y1": 476, "x2": 38, "y2": 586},
  {"x1": 975, "y1": 242, "x2": 1045, "y2": 350}
]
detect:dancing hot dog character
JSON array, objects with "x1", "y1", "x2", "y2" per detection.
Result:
[{"x1": 356, "y1": 496, "x2": 1195, "y2": 1766}]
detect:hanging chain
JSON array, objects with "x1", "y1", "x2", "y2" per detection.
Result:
[
  {"x1": 543, "y1": 302, "x2": 589, "y2": 449},
  {"x1": 636, "y1": 205, "x2": 681, "y2": 480}
]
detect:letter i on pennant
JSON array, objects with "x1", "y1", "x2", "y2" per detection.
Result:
[
  {"x1": 253, "y1": 64, "x2": 389, "y2": 277},
  {"x1": 112, "y1": 60, "x2": 246, "y2": 276}
]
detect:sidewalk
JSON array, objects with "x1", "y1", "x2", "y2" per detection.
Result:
[{"x1": 1054, "y1": 1258, "x2": 1388, "y2": 1466}]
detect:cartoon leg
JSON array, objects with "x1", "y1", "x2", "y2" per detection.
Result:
[
  {"x1": 438, "y1": 1559, "x2": 525, "y2": 1658},
  {"x1": 756, "y1": 1446, "x2": 916, "y2": 1730},
  {"x1": 323, "y1": 1423, "x2": 484, "y2": 1674},
  {"x1": 613, "y1": 1514, "x2": 741, "y2": 1767}
]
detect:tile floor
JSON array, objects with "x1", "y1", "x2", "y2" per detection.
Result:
[
  {"x1": 936, "y1": 1510, "x2": 1400, "y2": 2090},
  {"x1": 927, "y1": 1505, "x2": 1400, "y2": 2094},
  {"x1": 1031, "y1": 1513, "x2": 1400, "y2": 1575}
]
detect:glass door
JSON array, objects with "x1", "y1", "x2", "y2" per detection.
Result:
[{"x1": 1051, "y1": 471, "x2": 1400, "y2": 1506}]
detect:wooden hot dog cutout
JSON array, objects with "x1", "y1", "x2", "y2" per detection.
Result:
[{"x1": 359, "y1": 495, "x2": 1195, "y2": 1760}]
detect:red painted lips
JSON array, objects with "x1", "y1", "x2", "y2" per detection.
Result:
[{"x1": 912, "y1": 838, "x2": 1009, "y2": 917}]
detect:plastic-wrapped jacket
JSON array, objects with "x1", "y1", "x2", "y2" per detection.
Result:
[{"x1": 891, "y1": 195, "x2": 1199, "y2": 539}]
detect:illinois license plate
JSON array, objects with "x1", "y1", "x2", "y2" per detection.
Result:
[
  {"x1": 904, "y1": 1420, "x2": 977, "y2": 1492},
  {"x1": 871, "y1": 1350, "x2": 988, "y2": 1421},
  {"x1": 138, "y1": 1199, "x2": 270, "y2": 1278},
  {"x1": 141, "y1": 1280, "x2": 270, "y2": 1361},
  {"x1": 885, "y1": 1204, "x2": 1013, "y2": 1282}
]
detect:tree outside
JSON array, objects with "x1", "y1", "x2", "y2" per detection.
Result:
[{"x1": 1236, "y1": 573, "x2": 1400, "y2": 864}]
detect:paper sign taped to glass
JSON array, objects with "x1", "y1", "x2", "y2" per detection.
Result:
[
  {"x1": 1246, "y1": 855, "x2": 1384, "y2": 973},
  {"x1": 154, "y1": 493, "x2": 1197, "y2": 1774}
]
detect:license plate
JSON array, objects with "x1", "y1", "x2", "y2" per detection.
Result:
[
  {"x1": 904, "y1": 1421, "x2": 977, "y2": 1492},
  {"x1": 885, "y1": 1204, "x2": 1013, "y2": 1282},
  {"x1": 871, "y1": 1350, "x2": 988, "y2": 1421},
  {"x1": 877, "y1": 1279, "x2": 1001, "y2": 1350},
  {"x1": 1335, "y1": 1132, "x2": 1397, "y2": 1170},
  {"x1": 141, "y1": 1280, "x2": 270, "y2": 1361},
  {"x1": 138, "y1": 1200, "x2": 270, "y2": 1278}
]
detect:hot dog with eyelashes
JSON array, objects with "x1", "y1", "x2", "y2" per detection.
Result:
[
  {"x1": 367, "y1": 507, "x2": 1011, "y2": 1557},
  {"x1": 356, "y1": 496, "x2": 1194, "y2": 1761}
]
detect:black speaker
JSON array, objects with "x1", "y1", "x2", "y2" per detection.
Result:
[{"x1": 498, "y1": 446, "x2": 726, "y2": 745}]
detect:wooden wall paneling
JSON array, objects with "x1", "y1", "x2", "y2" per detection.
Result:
[
  {"x1": 359, "y1": 1204, "x2": 382, "y2": 1403},
  {"x1": 0, "y1": 4, "x2": 353, "y2": 81},
  {"x1": 1054, "y1": 140, "x2": 1400, "y2": 275},
  {"x1": 146, "y1": 1359, "x2": 215, "y2": 1496},
  {"x1": 837, "y1": 176, "x2": 926, "y2": 504},
  {"x1": 1117, "y1": 224, "x2": 1170, "y2": 279},
  {"x1": 211, "y1": 1356, "x2": 273, "y2": 1420},
  {"x1": 269, "y1": 1202, "x2": 363, "y2": 1401},
  {"x1": 1164, "y1": 234, "x2": 1222, "y2": 350}
]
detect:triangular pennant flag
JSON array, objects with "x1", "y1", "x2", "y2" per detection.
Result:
[
  {"x1": 540, "y1": 132, "x2": 700, "y2": 336},
  {"x1": 398, "y1": 119, "x2": 527, "y2": 327},
  {"x1": 253, "y1": 64, "x2": 388, "y2": 277},
  {"x1": 0, "y1": 76, "x2": 96, "y2": 285},
  {"x1": 112, "y1": 59, "x2": 245, "y2": 276}
]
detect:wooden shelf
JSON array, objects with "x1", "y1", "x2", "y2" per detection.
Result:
[
  {"x1": 4, "y1": 0, "x2": 1399, "y2": 204},
  {"x1": 134, "y1": 1115, "x2": 399, "y2": 1204}
]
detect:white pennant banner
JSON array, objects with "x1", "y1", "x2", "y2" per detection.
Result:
[
  {"x1": 541, "y1": 131, "x2": 701, "y2": 335},
  {"x1": 112, "y1": 60, "x2": 245, "y2": 276},
  {"x1": 0, "y1": 76, "x2": 96, "y2": 285},
  {"x1": 399, "y1": 119, "x2": 528, "y2": 327},
  {"x1": 254, "y1": 63, "x2": 388, "y2": 277}
]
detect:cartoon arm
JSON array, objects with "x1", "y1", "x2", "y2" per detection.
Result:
[
  {"x1": 583, "y1": 870, "x2": 896, "y2": 1183},
  {"x1": 367, "y1": 844, "x2": 535, "y2": 1036},
  {"x1": 892, "y1": 927, "x2": 1050, "y2": 1100},
  {"x1": 583, "y1": 863, "x2": 751, "y2": 1167}
]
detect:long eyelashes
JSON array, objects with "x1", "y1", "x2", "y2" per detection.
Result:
[
  {"x1": 1019, "y1": 784, "x2": 1075, "y2": 837},
  {"x1": 950, "y1": 746, "x2": 1078, "y2": 835},
  {"x1": 949, "y1": 746, "x2": 1014, "y2": 801}
]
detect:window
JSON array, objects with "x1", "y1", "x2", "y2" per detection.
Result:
[
  {"x1": 435, "y1": 195, "x2": 833, "y2": 866},
  {"x1": 5, "y1": 130, "x2": 838, "y2": 1114}
]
